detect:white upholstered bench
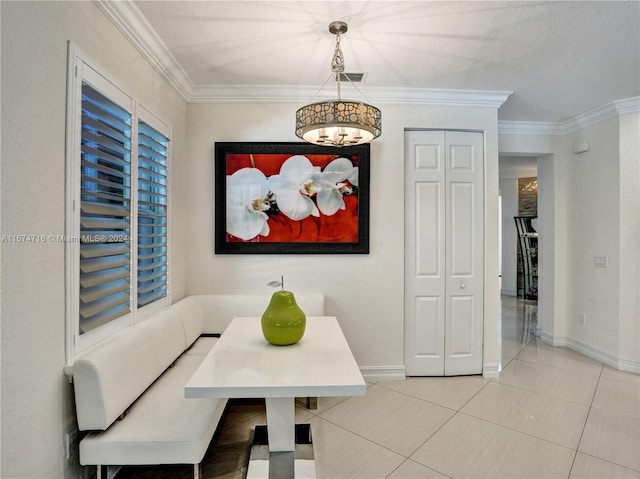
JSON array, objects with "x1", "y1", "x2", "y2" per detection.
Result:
[{"x1": 68, "y1": 293, "x2": 324, "y2": 478}]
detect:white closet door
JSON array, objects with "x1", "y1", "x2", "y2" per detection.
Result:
[
  {"x1": 444, "y1": 131, "x2": 484, "y2": 375},
  {"x1": 405, "y1": 130, "x2": 484, "y2": 376},
  {"x1": 405, "y1": 130, "x2": 447, "y2": 375}
]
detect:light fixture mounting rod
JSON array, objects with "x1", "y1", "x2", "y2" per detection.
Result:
[
  {"x1": 295, "y1": 19, "x2": 381, "y2": 147},
  {"x1": 329, "y1": 21, "x2": 348, "y2": 35}
]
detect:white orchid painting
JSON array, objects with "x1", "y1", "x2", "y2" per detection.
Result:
[{"x1": 223, "y1": 151, "x2": 362, "y2": 244}]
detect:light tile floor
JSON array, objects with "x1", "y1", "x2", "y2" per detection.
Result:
[{"x1": 118, "y1": 297, "x2": 640, "y2": 479}]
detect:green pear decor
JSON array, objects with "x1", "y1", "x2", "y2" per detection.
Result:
[{"x1": 262, "y1": 276, "x2": 306, "y2": 345}]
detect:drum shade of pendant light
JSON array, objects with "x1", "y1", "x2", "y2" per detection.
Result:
[{"x1": 295, "y1": 21, "x2": 382, "y2": 147}]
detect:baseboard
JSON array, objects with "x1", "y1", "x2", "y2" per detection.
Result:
[
  {"x1": 483, "y1": 363, "x2": 500, "y2": 378},
  {"x1": 536, "y1": 332, "x2": 640, "y2": 374},
  {"x1": 565, "y1": 337, "x2": 640, "y2": 374},
  {"x1": 362, "y1": 364, "x2": 504, "y2": 380},
  {"x1": 538, "y1": 330, "x2": 567, "y2": 346},
  {"x1": 617, "y1": 357, "x2": 640, "y2": 374},
  {"x1": 360, "y1": 366, "x2": 406, "y2": 382},
  {"x1": 500, "y1": 289, "x2": 518, "y2": 297},
  {"x1": 360, "y1": 352, "x2": 639, "y2": 381}
]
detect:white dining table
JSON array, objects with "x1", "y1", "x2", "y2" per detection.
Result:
[{"x1": 185, "y1": 316, "x2": 366, "y2": 478}]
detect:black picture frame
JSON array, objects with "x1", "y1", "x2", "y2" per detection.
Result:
[{"x1": 214, "y1": 142, "x2": 370, "y2": 254}]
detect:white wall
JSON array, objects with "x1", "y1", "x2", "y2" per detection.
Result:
[
  {"x1": 565, "y1": 117, "x2": 621, "y2": 356},
  {"x1": 0, "y1": 2, "x2": 188, "y2": 477},
  {"x1": 537, "y1": 150, "x2": 570, "y2": 342},
  {"x1": 563, "y1": 111, "x2": 640, "y2": 369},
  {"x1": 185, "y1": 102, "x2": 502, "y2": 378},
  {"x1": 499, "y1": 107, "x2": 640, "y2": 372},
  {"x1": 499, "y1": 177, "x2": 519, "y2": 296},
  {"x1": 618, "y1": 112, "x2": 640, "y2": 366}
]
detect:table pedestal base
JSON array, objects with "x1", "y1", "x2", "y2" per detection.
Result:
[{"x1": 247, "y1": 425, "x2": 316, "y2": 479}]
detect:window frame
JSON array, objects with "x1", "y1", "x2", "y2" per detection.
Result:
[{"x1": 65, "y1": 43, "x2": 171, "y2": 363}]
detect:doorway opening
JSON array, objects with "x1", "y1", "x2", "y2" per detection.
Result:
[
  {"x1": 499, "y1": 156, "x2": 538, "y2": 299},
  {"x1": 498, "y1": 155, "x2": 539, "y2": 369}
]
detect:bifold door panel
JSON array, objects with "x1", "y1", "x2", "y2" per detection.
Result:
[{"x1": 405, "y1": 130, "x2": 484, "y2": 376}]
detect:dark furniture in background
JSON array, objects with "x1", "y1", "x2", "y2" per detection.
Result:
[{"x1": 514, "y1": 216, "x2": 538, "y2": 300}]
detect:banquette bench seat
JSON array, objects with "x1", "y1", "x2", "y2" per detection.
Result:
[{"x1": 68, "y1": 293, "x2": 325, "y2": 478}]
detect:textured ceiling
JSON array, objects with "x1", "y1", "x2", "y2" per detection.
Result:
[{"x1": 133, "y1": 0, "x2": 639, "y2": 122}]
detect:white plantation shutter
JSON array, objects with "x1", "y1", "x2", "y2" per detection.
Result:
[
  {"x1": 137, "y1": 120, "x2": 168, "y2": 307},
  {"x1": 66, "y1": 47, "x2": 171, "y2": 359},
  {"x1": 79, "y1": 82, "x2": 132, "y2": 334}
]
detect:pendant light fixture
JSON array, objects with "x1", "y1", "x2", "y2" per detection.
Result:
[{"x1": 295, "y1": 21, "x2": 382, "y2": 147}]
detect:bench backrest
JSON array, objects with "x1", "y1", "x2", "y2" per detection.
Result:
[
  {"x1": 193, "y1": 293, "x2": 325, "y2": 335},
  {"x1": 72, "y1": 296, "x2": 202, "y2": 430},
  {"x1": 72, "y1": 294, "x2": 324, "y2": 431}
]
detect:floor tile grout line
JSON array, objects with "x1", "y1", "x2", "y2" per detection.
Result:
[
  {"x1": 567, "y1": 362, "x2": 605, "y2": 478},
  {"x1": 597, "y1": 371, "x2": 640, "y2": 388},
  {"x1": 400, "y1": 367, "x2": 519, "y2": 459},
  {"x1": 456, "y1": 377, "x2": 493, "y2": 411},
  {"x1": 307, "y1": 414, "x2": 414, "y2": 462},
  {"x1": 587, "y1": 403, "x2": 640, "y2": 421},
  {"x1": 454, "y1": 410, "x2": 581, "y2": 453},
  {"x1": 512, "y1": 356, "x2": 604, "y2": 378},
  {"x1": 312, "y1": 381, "x2": 482, "y2": 466},
  {"x1": 404, "y1": 408, "x2": 460, "y2": 460},
  {"x1": 384, "y1": 457, "x2": 454, "y2": 479},
  {"x1": 491, "y1": 375, "x2": 597, "y2": 408},
  {"x1": 372, "y1": 381, "x2": 472, "y2": 414},
  {"x1": 576, "y1": 451, "x2": 640, "y2": 474},
  {"x1": 316, "y1": 386, "x2": 464, "y2": 461},
  {"x1": 383, "y1": 299, "x2": 533, "y2": 474},
  {"x1": 316, "y1": 382, "x2": 465, "y2": 459},
  {"x1": 499, "y1": 339, "x2": 531, "y2": 370},
  {"x1": 483, "y1": 380, "x2": 596, "y2": 409}
]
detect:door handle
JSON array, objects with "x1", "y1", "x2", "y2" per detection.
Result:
[{"x1": 460, "y1": 283, "x2": 466, "y2": 289}]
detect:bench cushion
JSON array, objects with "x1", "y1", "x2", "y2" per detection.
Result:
[
  {"x1": 73, "y1": 308, "x2": 187, "y2": 431},
  {"x1": 80, "y1": 388, "x2": 226, "y2": 465},
  {"x1": 80, "y1": 351, "x2": 227, "y2": 465}
]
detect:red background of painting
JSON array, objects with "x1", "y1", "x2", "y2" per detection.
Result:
[{"x1": 225, "y1": 153, "x2": 360, "y2": 243}]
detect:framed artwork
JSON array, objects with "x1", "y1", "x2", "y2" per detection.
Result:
[{"x1": 214, "y1": 142, "x2": 370, "y2": 254}]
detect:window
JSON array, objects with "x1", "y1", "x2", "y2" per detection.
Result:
[
  {"x1": 136, "y1": 121, "x2": 169, "y2": 308},
  {"x1": 79, "y1": 82, "x2": 133, "y2": 334},
  {"x1": 66, "y1": 44, "x2": 171, "y2": 360}
]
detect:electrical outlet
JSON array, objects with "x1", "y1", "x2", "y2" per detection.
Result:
[
  {"x1": 65, "y1": 425, "x2": 78, "y2": 460},
  {"x1": 578, "y1": 313, "x2": 586, "y2": 325}
]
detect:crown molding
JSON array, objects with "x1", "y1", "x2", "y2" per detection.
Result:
[
  {"x1": 94, "y1": 0, "x2": 194, "y2": 101},
  {"x1": 364, "y1": 87, "x2": 512, "y2": 107},
  {"x1": 95, "y1": 0, "x2": 510, "y2": 109},
  {"x1": 497, "y1": 120, "x2": 563, "y2": 135},
  {"x1": 567, "y1": 101, "x2": 621, "y2": 133},
  {"x1": 499, "y1": 96, "x2": 640, "y2": 136},
  {"x1": 613, "y1": 96, "x2": 640, "y2": 114},
  {"x1": 189, "y1": 84, "x2": 512, "y2": 108}
]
